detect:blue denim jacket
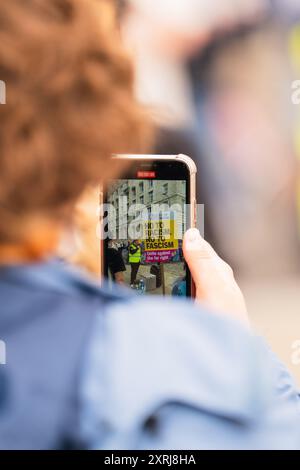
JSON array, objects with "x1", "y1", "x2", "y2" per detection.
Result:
[
  {"x1": 0, "y1": 260, "x2": 299, "y2": 449},
  {"x1": 80, "y1": 298, "x2": 300, "y2": 449}
]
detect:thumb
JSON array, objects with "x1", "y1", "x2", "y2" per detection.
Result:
[
  {"x1": 183, "y1": 228, "x2": 249, "y2": 325},
  {"x1": 183, "y1": 228, "x2": 218, "y2": 289}
]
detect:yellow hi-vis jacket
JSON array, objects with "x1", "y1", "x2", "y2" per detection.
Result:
[{"x1": 129, "y1": 244, "x2": 142, "y2": 263}]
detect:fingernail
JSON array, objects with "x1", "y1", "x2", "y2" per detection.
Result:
[{"x1": 186, "y1": 228, "x2": 201, "y2": 242}]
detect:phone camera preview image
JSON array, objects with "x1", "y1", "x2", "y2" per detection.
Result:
[{"x1": 103, "y1": 178, "x2": 187, "y2": 297}]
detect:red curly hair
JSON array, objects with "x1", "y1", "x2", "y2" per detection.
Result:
[{"x1": 0, "y1": 0, "x2": 151, "y2": 241}]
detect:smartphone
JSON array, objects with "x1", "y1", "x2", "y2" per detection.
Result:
[{"x1": 101, "y1": 154, "x2": 197, "y2": 297}]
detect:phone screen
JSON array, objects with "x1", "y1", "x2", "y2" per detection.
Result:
[{"x1": 102, "y1": 159, "x2": 194, "y2": 297}]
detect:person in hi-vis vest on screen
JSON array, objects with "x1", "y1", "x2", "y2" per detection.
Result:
[{"x1": 129, "y1": 240, "x2": 142, "y2": 286}]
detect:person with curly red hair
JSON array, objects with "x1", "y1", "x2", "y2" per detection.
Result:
[{"x1": 0, "y1": 0, "x2": 299, "y2": 450}]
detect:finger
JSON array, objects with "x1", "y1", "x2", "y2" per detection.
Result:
[
  {"x1": 183, "y1": 229, "x2": 215, "y2": 282},
  {"x1": 183, "y1": 229, "x2": 249, "y2": 325}
]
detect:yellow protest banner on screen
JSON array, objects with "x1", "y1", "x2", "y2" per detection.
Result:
[{"x1": 143, "y1": 219, "x2": 178, "y2": 251}]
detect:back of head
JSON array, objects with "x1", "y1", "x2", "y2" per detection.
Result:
[{"x1": 0, "y1": 0, "x2": 150, "y2": 243}]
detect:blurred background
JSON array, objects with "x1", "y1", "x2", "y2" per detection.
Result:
[{"x1": 112, "y1": 0, "x2": 300, "y2": 384}]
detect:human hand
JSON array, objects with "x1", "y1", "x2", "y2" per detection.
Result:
[{"x1": 183, "y1": 228, "x2": 249, "y2": 327}]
